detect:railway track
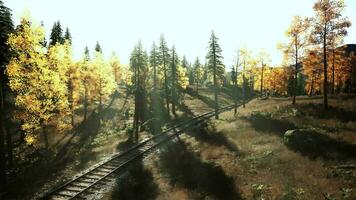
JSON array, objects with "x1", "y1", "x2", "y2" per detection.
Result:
[{"x1": 39, "y1": 104, "x2": 237, "y2": 200}]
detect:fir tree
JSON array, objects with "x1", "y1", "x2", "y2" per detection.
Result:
[
  {"x1": 64, "y1": 27, "x2": 72, "y2": 44},
  {"x1": 206, "y1": 31, "x2": 225, "y2": 119},
  {"x1": 49, "y1": 21, "x2": 64, "y2": 46}
]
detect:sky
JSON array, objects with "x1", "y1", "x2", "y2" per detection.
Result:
[{"x1": 3, "y1": 0, "x2": 356, "y2": 67}]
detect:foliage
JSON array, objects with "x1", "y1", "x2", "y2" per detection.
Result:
[{"x1": 6, "y1": 18, "x2": 70, "y2": 146}]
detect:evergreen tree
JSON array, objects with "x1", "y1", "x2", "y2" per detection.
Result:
[
  {"x1": 64, "y1": 27, "x2": 72, "y2": 44},
  {"x1": 130, "y1": 41, "x2": 148, "y2": 142},
  {"x1": 206, "y1": 31, "x2": 225, "y2": 119},
  {"x1": 49, "y1": 21, "x2": 64, "y2": 46},
  {"x1": 95, "y1": 41, "x2": 102, "y2": 53},
  {"x1": 158, "y1": 35, "x2": 171, "y2": 116},
  {"x1": 193, "y1": 57, "x2": 204, "y2": 94},
  {"x1": 0, "y1": 0, "x2": 13, "y2": 187},
  {"x1": 181, "y1": 55, "x2": 189, "y2": 69},
  {"x1": 171, "y1": 46, "x2": 178, "y2": 115},
  {"x1": 149, "y1": 42, "x2": 159, "y2": 95}
]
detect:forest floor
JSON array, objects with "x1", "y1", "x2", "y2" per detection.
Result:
[
  {"x1": 102, "y1": 94, "x2": 356, "y2": 200},
  {"x1": 3, "y1": 88, "x2": 356, "y2": 200}
]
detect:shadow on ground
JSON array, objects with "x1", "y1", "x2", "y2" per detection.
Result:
[
  {"x1": 244, "y1": 112, "x2": 356, "y2": 161},
  {"x1": 186, "y1": 122, "x2": 241, "y2": 155},
  {"x1": 111, "y1": 157, "x2": 158, "y2": 200},
  {"x1": 159, "y1": 141, "x2": 242, "y2": 200},
  {"x1": 296, "y1": 103, "x2": 356, "y2": 122},
  {"x1": 285, "y1": 129, "x2": 356, "y2": 161},
  {"x1": 243, "y1": 112, "x2": 297, "y2": 136}
]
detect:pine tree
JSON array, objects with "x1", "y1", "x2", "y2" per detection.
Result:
[
  {"x1": 0, "y1": 0, "x2": 13, "y2": 187},
  {"x1": 95, "y1": 41, "x2": 102, "y2": 53},
  {"x1": 171, "y1": 46, "x2": 178, "y2": 115},
  {"x1": 206, "y1": 31, "x2": 225, "y2": 119},
  {"x1": 193, "y1": 57, "x2": 204, "y2": 94},
  {"x1": 130, "y1": 41, "x2": 148, "y2": 142},
  {"x1": 181, "y1": 55, "x2": 189, "y2": 69},
  {"x1": 64, "y1": 27, "x2": 72, "y2": 44},
  {"x1": 158, "y1": 35, "x2": 171, "y2": 116},
  {"x1": 49, "y1": 21, "x2": 64, "y2": 46}
]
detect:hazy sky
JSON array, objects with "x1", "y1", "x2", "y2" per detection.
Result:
[{"x1": 3, "y1": 0, "x2": 356, "y2": 67}]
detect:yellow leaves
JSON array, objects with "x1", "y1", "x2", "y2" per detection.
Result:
[
  {"x1": 177, "y1": 65, "x2": 189, "y2": 89},
  {"x1": 121, "y1": 66, "x2": 133, "y2": 86},
  {"x1": 6, "y1": 16, "x2": 71, "y2": 147},
  {"x1": 25, "y1": 135, "x2": 36, "y2": 145}
]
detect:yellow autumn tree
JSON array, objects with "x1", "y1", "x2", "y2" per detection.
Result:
[
  {"x1": 91, "y1": 51, "x2": 116, "y2": 110},
  {"x1": 303, "y1": 50, "x2": 324, "y2": 95},
  {"x1": 279, "y1": 15, "x2": 310, "y2": 104},
  {"x1": 109, "y1": 52, "x2": 122, "y2": 85},
  {"x1": 6, "y1": 18, "x2": 70, "y2": 148}
]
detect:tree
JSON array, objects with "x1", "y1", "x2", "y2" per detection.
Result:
[
  {"x1": 0, "y1": 0, "x2": 13, "y2": 187},
  {"x1": 130, "y1": 41, "x2": 148, "y2": 142},
  {"x1": 181, "y1": 55, "x2": 189, "y2": 69},
  {"x1": 238, "y1": 47, "x2": 252, "y2": 108},
  {"x1": 92, "y1": 48, "x2": 116, "y2": 111},
  {"x1": 95, "y1": 41, "x2": 102, "y2": 53},
  {"x1": 64, "y1": 27, "x2": 72, "y2": 44},
  {"x1": 303, "y1": 50, "x2": 323, "y2": 95},
  {"x1": 6, "y1": 18, "x2": 70, "y2": 149},
  {"x1": 193, "y1": 57, "x2": 204, "y2": 94},
  {"x1": 49, "y1": 21, "x2": 64, "y2": 46},
  {"x1": 47, "y1": 41, "x2": 74, "y2": 126},
  {"x1": 149, "y1": 42, "x2": 159, "y2": 96},
  {"x1": 280, "y1": 15, "x2": 310, "y2": 105},
  {"x1": 158, "y1": 35, "x2": 171, "y2": 116},
  {"x1": 109, "y1": 52, "x2": 122, "y2": 85},
  {"x1": 206, "y1": 31, "x2": 225, "y2": 119},
  {"x1": 232, "y1": 51, "x2": 239, "y2": 114},
  {"x1": 171, "y1": 46, "x2": 178, "y2": 115},
  {"x1": 82, "y1": 46, "x2": 91, "y2": 121},
  {"x1": 256, "y1": 49, "x2": 271, "y2": 97},
  {"x1": 310, "y1": 0, "x2": 351, "y2": 108}
]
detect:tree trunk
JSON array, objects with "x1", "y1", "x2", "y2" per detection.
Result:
[
  {"x1": 99, "y1": 78, "x2": 102, "y2": 112},
  {"x1": 242, "y1": 60, "x2": 246, "y2": 108},
  {"x1": 171, "y1": 49, "x2": 176, "y2": 116},
  {"x1": 196, "y1": 80, "x2": 199, "y2": 94},
  {"x1": 0, "y1": 79, "x2": 6, "y2": 187},
  {"x1": 332, "y1": 49, "x2": 335, "y2": 94},
  {"x1": 293, "y1": 43, "x2": 298, "y2": 105},
  {"x1": 234, "y1": 70, "x2": 237, "y2": 115},
  {"x1": 323, "y1": 25, "x2": 328, "y2": 109},
  {"x1": 212, "y1": 39, "x2": 219, "y2": 119},
  {"x1": 5, "y1": 125, "x2": 12, "y2": 168},
  {"x1": 83, "y1": 83, "x2": 88, "y2": 121},
  {"x1": 42, "y1": 126, "x2": 49, "y2": 150},
  {"x1": 310, "y1": 73, "x2": 314, "y2": 96},
  {"x1": 260, "y1": 63, "x2": 264, "y2": 97},
  {"x1": 163, "y1": 50, "x2": 170, "y2": 116}
]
